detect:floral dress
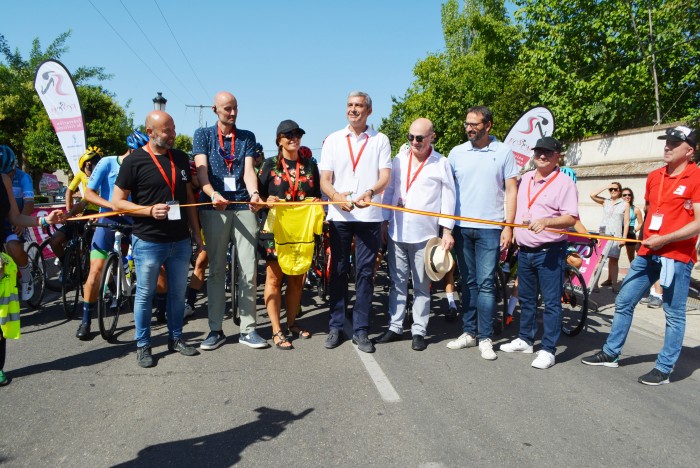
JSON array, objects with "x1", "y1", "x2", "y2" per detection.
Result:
[{"x1": 257, "y1": 155, "x2": 321, "y2": 261}]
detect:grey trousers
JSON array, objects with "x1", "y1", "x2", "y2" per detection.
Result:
[
  {"x1": 200, "y1": 209, "x2": 258, "y2": 334},
  {"x1": 387, "y1": 238, "x2": 431, "y2": 336}
]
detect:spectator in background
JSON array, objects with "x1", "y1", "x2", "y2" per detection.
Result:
[{"x1": 590, "y1": 181, "x2": 629, "y2": 292}]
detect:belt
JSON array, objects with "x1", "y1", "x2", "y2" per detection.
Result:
[{"x1": 518, "y1": 241, "x2": 566, "y2": 253}]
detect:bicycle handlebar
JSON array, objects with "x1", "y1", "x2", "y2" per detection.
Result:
[{"x1": 91, "y1": 222, "x2": 132, "y2": 232}]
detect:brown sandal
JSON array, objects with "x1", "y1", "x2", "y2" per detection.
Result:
[
  {"x1": 273, "y1": 330, "x2": 293, "y2": 350},
  {"x1": 287, "y1": 324, "x2": 311, "y2": 339}
]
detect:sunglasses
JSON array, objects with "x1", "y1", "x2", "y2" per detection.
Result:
[
  {"x1": 282, "y1": 130, "x2": 303, "y2": 140},
  {"x1": 463, "y1": 121, "x2": 483, "y2": 129},
  {"x1": 407, "y1": 134, "x2": 429, "y2": 143},
  {"x1": 533, "y1": 149, "x2": 556, "y2": 158},
  {"x1": 609, "y1": 188, "x2": 620, "y2": 192},
  {"x1": 622, "y1": 193, "x2": 632, "y2": 197}
]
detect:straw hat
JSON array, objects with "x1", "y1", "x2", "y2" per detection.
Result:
[{"x1": 424, "y1": 237, "x2": 454, "y2": 282}]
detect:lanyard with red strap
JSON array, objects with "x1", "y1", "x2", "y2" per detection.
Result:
[
  {"x1": 145, "y1": 144, "x2": 176, "y2": 200},
  {"x1": 655, "y1": 164, "x2": 688, "y2": 212},
  {"x1": 527, "y1": 169, "x2": 560, "y2": 210},
  {"x1": 218, "y1": 125, "x2": 236, "y2": 174},
  {"x1": 406, "y1": 148, "x2": 432, "y2": 193},
  {"x1": 346, "y1": 133, "x2": 369, "y2": 173},
  {"x1": 281, "y1": 157, "x2": 302, "y2": 200}
]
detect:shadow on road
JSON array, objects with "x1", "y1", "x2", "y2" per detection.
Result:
[
  {"x1": 10, "y1": 342, "x2": 132, "y2": 378},
  {"x1": 112, "y1": 406, "x2": 314, "y2": 467},
  {"x1": 617, "y1": 345, "x2": 700, "y2": 382}
]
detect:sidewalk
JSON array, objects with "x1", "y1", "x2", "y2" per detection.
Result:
[{"x1": 594, "y1": 254, "x2": 700, "y2": 347}]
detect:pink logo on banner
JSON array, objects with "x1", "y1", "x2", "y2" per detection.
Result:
[
  {"x1": 504, "y1": 106, "x2": 555, "y2": 168},
  {"x1": 51, "y1": 117, "x2": 84, "y2": 133},
  {"x1": 39, "y1": 70, "x2": 70, "y2": 96}
]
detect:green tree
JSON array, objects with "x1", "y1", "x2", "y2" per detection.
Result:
[
  {"x1": 379, "y1": 0, "x2": 520, "y2": 155},
  {"x1": 174, "y1": 134, "x2": 193, "y2": 154},
  {"x1": 0, "y1": 31, "x2": 133, "y2": 181}
]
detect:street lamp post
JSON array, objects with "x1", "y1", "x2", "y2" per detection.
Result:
[{"x1": 152, "y1": 92, "x2": 167, "y2": 111}]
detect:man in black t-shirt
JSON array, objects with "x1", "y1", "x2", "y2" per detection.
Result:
[{"x1": 113, "y1": 111, "x2": 204, "y2": 368}]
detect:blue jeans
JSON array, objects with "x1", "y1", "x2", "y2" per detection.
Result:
[
  {"x1": 132, "y1": 236, "x2": 190, "y2": 348},
  {"x1": 517, "y1": 243, "x2": 566, "y2": 354},
  {"x1": 328, "y1": 221, "x2": 380, "y2": 335},
  {"x1": 454, "y1": 226, "x2": 501, "y2": 340},
  {"x1": 603, "y1": 255, "x2": 693, "y2": 374}
]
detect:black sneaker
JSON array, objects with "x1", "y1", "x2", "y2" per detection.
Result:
[
  {"x1": 638, "y1": 368, "x2": 670, "y2": 386},
  {"x1": 352, "y1": 333, "x2": 375, "y2": 353},
  {"x1": 412, "y1": 335, "x2": 427, "y2": 351},
  {"x1": 581, "y1": 350, "x2": 619, "y2": 368},
  {"x1": 168, "y1": 338, "x2": 200, "y2": 356},
  {"x1": 325, "y1": 329, "x2": 343, "y2": 349},
  {"x1": 376, "y1": 330, "x2": 402, "y2": 344},
  {"x1": 136, "y1": 346, "x2": 155, "y2": 368},
  {"x1": 76, "y1": 323, "x2": 91, "y2": 340}
]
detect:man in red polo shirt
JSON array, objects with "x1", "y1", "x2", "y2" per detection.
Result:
[{"x1": 582, "y1": 126, "x2": 700, "y2": 385}]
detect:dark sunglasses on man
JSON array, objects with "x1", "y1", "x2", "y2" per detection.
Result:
[{"x1": 407, "y1": 134, "x2": 428, "y2": 143}]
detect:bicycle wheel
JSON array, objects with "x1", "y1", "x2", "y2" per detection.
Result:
[
  {"x1": 61, "y1": 245, "x2": 82, "y2": 319},
  {"x1": 561, "y1": 265, "x2": 588, "y2": 337},
  {"x1": 493, "y1": 267, "x2": 508, "y2": 335},
  {"x1": 41, "y1": 238, "x2": 63, "y2": 293},
  {"x1": 97, "y1": 253, "x2": 122, "y2": 340},
  {"x1": 25, "y1": 242, "x2": 46, "y2": 309}
]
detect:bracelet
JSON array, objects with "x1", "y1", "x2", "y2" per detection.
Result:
[
  {"x1": 211, "y1": 191, "x2": 220, "y2": 199},
  {"x1": 330, "y1": 192, "x2": 338, "y2": 200},
  {"x1": 251, "y1": 191, "x2": 259, "y2": 197},
  {"x1": 149, "y1": 206, "x2": 154, "y2": 217},
  {"x1": 367, "y1": 188, "x2": 375, "y2": 197}
]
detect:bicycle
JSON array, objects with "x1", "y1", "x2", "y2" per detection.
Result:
[
  {"x1": 59, "y1": 221, "x2": 94, "y2": 319},
  {"x1": 226, "y1": 242, "x2": 241, "y2": 326},
  {"x1": 22, "y1": 238, "x2": 46, "y2": 310},
  {"x1": 559, "y1": 237, "x2": 597, "y2": 337},
  {"x1": 309, "y1": 223, "x2": 331, "y2": 301},
  {"x1": 93, "y1": 222, "x2": 135, "y2": 340}
]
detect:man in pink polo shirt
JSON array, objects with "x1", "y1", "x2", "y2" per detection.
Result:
[{"x1": 500, "y1": 137, "x2": 578, "y2": 369}]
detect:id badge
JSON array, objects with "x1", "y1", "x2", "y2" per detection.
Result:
[
  {"x1": 522, "y1": 213, "x2": 531, "y2": 226},
  {"x1": 349, "y1": 176, "x2": 360, "y2": 195},
  {"x1": 224, "y1": 177, "x2": 237, "y2": 192},
  {"x1": 166, "y1": 201, "x2": 182, "y2": 221},
  {"x1": 649, "y1": 213, "x2": 663, "y2": 231}
]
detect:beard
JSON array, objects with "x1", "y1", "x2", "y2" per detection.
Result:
[{"x1": 152, "y1": 135, "x2": 173, "y2": 150}]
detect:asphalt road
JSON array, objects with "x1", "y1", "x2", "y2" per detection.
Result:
[{"x1": 1, "y1": 267, "x2": 699, "y2": 467}]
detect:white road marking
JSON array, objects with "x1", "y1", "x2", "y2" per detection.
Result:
[{"x1": 353, "y1": 344, "x2": 401, "y2": 403}]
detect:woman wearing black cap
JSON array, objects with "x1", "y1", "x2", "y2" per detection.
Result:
[{"x1": 257, "y1": 120, "x2": 321, "y2": 349}]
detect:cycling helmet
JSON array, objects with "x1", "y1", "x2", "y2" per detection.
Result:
[
  {"x1": 254, "y1": 142, "x2": 264, "y2": 157},
  {"x1": 78, "y1": 146, "x2": 103, "y2": 171},
  {"x1": 560, "y1": 166, "x2": 577, "y2": 184},
  {"x1": 126, "y1": 129, "x2": 149, "y2": 150},
  {"x1": 0, "y1": 145, "x2": 17, "y2": 174},
  {"x1": 299, "y1": 146, "x2": 312, "y2": 160}
]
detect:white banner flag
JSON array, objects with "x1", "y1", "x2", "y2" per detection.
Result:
[
  {"x1": 33, "y1": 60, "x2": 86, "y2": 176},
  {"x1": 504, "y1": 106, "x2": 555, "y2": 168}
]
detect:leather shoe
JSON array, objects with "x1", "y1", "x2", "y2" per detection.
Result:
[
  {"x1": 168, "y1": 338, "x2": 200, "y2": 356},
  {"x1": 412, "y1": 335, "x2": 427, "y2": 351},
  {"x1": 376, "y1": 330, "x2": 403, "y2": 343},
  {"x1": 324, "y1": 329, "x2": 343, "y2": 349},
  {"x1": 445, "y1": 306, "x2": 458, "y2": 322},
  {"x1": 76, "y1": 323, "x2": 91, "y2": 340},
  {"x1": 352, "y1": 333, "x2": 375, "y2": 353}
]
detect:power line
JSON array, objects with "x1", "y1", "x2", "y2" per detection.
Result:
[
  {"x1": 86, "y1": 0, "x2": 184, "y2": 104},
  {"x1": 153, "y1": 0, "x2": 211, "y2": 100},
  {"x1": 118, "y1": 0, "x2": 199, "y2": 103}
]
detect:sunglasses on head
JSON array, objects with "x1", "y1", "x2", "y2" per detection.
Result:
[
  {"x1": 665, "y1": 128, "x2": 690, "y2": 142},
  {"x1": 407, "y1": 134, "x2": 428, "y2": 143},
  {"x1": 282, "y1": 130, "x2": 303, "y2": 140}
]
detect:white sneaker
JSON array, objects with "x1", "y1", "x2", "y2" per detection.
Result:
[
  {"x1": 20, "y1": 281, "x2": 34, "y2": 301},
  {"x1": 184, "y1": 303, "x2": 195, "y2": 318},
  {"x1": 531, "y1": 350, "x2": 556, "y2": 369},
  {"x1": 500, "y1": 338, "x2": 534, "y2": 354},
  {"x1": 478, "y1": 339, "x2": 497, "y2": 360},
  {"x1": 446, "y1": 332, "x2": 476, "y2": 350}
]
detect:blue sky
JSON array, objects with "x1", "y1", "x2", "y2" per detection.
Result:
[{"x1": 4, "y1": 0, "x2": 449, "y2": 156}]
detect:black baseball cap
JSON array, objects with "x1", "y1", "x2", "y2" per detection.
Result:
[
  {"x1": 658, "y1": 126, "x2": 697, "y2": 148},
  {"x1": 276, "y1": 119, "x2": 305, "y2": 136},
  {"x1": 532, "y1": 136, "x2": 563, "y2": 153}
]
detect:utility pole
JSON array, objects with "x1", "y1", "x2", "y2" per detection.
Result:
[{"x1": 185, "y1": 104, "x2": 209, "y2": 129}]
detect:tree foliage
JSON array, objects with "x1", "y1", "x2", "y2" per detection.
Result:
[
  {"x1": 174, "y1": 134, "x2": 193, "y2": 154},
  {"x1": 380, "y1": 0, "x2": 700, "y2": 152},
  {"x1": 0, "y1": 31, "x2": 132, "y2": 182}
]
